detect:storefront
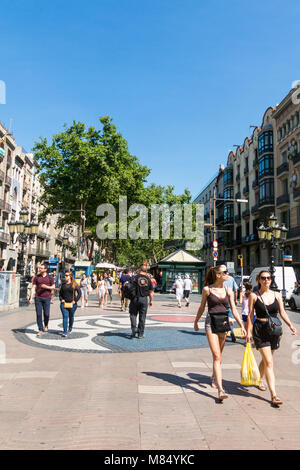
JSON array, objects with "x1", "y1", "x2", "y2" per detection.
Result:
[{"x1": 157, "y1": 249, "x2": 206, "y2": 294}]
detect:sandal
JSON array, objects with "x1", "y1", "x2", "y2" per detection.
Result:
[
  {"x1": 258, "y1": 381, "x2": 267, "y2": 391},
  {"x1": 271, "y1": 396, "x2": 282, "y2": 406},
  {"x1": 218, "y1": 389, "x2": 228, "y2": 401}
]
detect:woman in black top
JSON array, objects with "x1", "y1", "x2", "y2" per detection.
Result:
[
  {"x1": 194, "y1": 265, "x2": 246, "y2": 401},
  {"x1": 247, "y1": 270, "x2": 296, "y2": 406},
  {"x1": 59, "y1": 271, "x2": 81, "y2": 337}
]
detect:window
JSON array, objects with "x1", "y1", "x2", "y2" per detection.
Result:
[
  {"x1": 282, "y1": 210, "x2": 290, "y2": 227},
  {"x1": 224, "y1": 204, "x2": 233, "y2": 223},
  {"x1": 224, "y1": 168, "x2": 233, "y2": 185},
  {"x1": 258, "y1": 130, "x2": 273, "y2": 156},
  {"x1": 281, "y1": 179, "x2": 288, "y2": 195},
  {"x1": 246, "y1": 222, "x2": 250, "y2": 236},
  {"x1": 259, "y1": 178, "x2": 274, "y2": 203},
  {"x1": 224, "y1": 187, "x2": 233, "y2": 199},
  {"x1": 259, "y1": 154, "x2": 274, "y2": 178}
]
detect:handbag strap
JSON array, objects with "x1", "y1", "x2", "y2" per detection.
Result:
[{"x1": 209, "y1": 286, "x2": 228, "y2": 312}]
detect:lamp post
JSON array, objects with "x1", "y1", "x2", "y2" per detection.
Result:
[
  {"x1": 8, "y1": 210, "x2": 39, "y2": 306},
  {"x1": 257, "y1": 213, "x2": 288, "y2": 293}
]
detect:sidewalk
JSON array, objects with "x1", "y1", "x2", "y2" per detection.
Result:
[{"x1": 0, "y1": 293, "x2": 299, "y2": 450}]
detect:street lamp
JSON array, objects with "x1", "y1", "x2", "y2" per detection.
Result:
[
  {"x1": 8, "y1": 210, "x2": 38, "y2": 306},
  {"x1": 257, "y1": 213, "x2": 288, "y2": 294}
]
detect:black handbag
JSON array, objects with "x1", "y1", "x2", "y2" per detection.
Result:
[
  {"x1": 209, "y1": 288, "x2": 230, "y2": 334},
  {"x1": 210, "y1": 312, "x2": 230, "y2": 334},
  {"x1": 258, "y1": 293, "x2": 282, "y2": 337}
]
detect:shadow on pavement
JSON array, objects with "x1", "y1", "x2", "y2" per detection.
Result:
[{"x1": 143, "y1": 371, "x2": 271, "y2": 405}]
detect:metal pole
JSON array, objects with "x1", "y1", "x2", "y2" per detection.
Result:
[
  {"x1": 282, "y1": 245, "x2": 286, "y2": 304},
  {"x1": 213, "y1": 187, "x2": 216, "y2": 267},
  {"x1": 270, "y1": 237, "x2": 279, "y2": 291}
]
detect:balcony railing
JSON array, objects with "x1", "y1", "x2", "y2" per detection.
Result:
[
  {"x1": 28, "y1": 247, "x2": 51, "y2": 257},
  {"x1": 258, "y1": 197, "x2": 275, "y2": 208},
  {"x1": 242, "y1": 209, "x2": 250, "y2": 218},
  {"x1": 276, "y1": 161, "x2": 289, "y2": 176},
  {"x1": 5, "y1": 174, "x2": 12, "y2": 187},
  {"x1": 293, "y1": 186, "x2": 300, "y2": 200},
  {"x1": 276, "y1": 194, "x2": 290, "y2": 206},
  {"x1": 0, "y1": 200, "x2": 11, "y2": 212},
  {"x1": 234, "y1": 214, "x2": 241, "y2": 222},
  {"x1": 0, "y1": 231, "x2": 10, "y2": 244},
  {"x1": 292, "y1": 152, "x2": 300, "y2": 167},
  {"x1": 287, "y1": 226, "x2": 300, "y2": 239},
  {"x1": 251, "y1": 204, "x2": 259, "y2": 215}
]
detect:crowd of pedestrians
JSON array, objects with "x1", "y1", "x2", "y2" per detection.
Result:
[{"x1": 28, "y1": 262, "x2": 297, "y2": 407}]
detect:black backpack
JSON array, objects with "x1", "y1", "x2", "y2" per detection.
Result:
[{"x1": 123, "y1": 277, "x2": 137, "y2": 300}]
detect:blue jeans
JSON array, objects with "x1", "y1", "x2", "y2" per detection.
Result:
[
  {"x1": 35, "y1": 297, "x2": 51, "y2": 332},
  {"x1": 60, "y1": 302, "x2": 78, "y2": 334}
]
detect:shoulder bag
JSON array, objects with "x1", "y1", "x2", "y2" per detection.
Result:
[
  {"x1": 64, "y1": 286, "x2": 74, "y2": 309},
  {"x1": 258, "y1": 293, "x2": 282, "y2": 337},
  {"x1": 209, "y1": 288, "x2": 231, "y2": 334}
]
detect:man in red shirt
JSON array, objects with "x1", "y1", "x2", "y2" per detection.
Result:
[{"x1": 29, "y1": 264, "x2": 55, "y2": 336}]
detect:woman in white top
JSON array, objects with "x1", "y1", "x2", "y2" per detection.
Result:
[
  {"x1": 97, "y1": 275, "x2": 107, "y2": 309},
  {"x1": 174, "y1": 276, "x2": 184, "y2": 308}
]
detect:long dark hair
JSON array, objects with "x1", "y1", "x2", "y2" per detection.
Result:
[
  {"x1": 204, "y1": 265, "x2": 225, "y2": 286},
  {"x1": 244, "y1": 282, "x2": 253, "y2": 298}
]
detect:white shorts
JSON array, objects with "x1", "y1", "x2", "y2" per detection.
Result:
[{"x1": 98, "y1": 290, "x2": 106, "y2": 299}]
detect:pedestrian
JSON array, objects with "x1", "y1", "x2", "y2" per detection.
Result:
[
  {"x1": 29, "y1": 264, "x2": 55, "y2": 337},
  {"x1": 104, "y1": 272, "x2": 114, "y2": 305},
  {"x1": 247, "y1": 270, "x2": 296, "y2": 406},
  {"x1": 240, "y1": 282, "x2": 252, "y2": 342},
  {"x1": 59, "y1": 271, "x2": 81, "y2": 337},
  {"x1": 129, "y1": 266, "x2": 154, "y2": 339},
  {"x1": 118, "y1": 269, "x2": 131, "y2": 312},
  {"x1": 194, "y1": 265, "x2": 246, "y2": 401},
  {"x1": 91, "y1": 272, "x2": 98, "y2": 290},
  {"x1": 97, "y1": 275, "x2": 107, "y2": 309},
  {"x1": 51, "y1": 269, "x2": 57, "y2": 304},
  {"x1": 183, "y1": 274, "x2": 193, "y2": 307},
  {"x1": 80, "y1": 273, "x2": 89, "y2": 308},
  {"x1": 223, "y1": 273, "x2": 239, "y2": 342},
  {"x1": 150, "y1": 275, "x2": 157, "y2": 291},
  {"x1": 174, "y1": 275, "x2": 184, "y2": 308}
]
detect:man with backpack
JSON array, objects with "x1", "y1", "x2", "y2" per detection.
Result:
[{"x1": 126, "y1": 266, "x2": 154, "y2": 339}]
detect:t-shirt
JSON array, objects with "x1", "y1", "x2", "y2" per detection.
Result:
[
  {"x1": 174, "y1": 280, "x2": 184, "y2": 292},
  {"x1": 224, "y1": 276, "x2": 238, "y2": 291},
  {"x1": 184, "y1": 279, "x2": 193, "y2": 291},
  {"x1": 104, "y1": 277, "x2": 113, "y2": 289},
  {"x1": 33, "y1": 274, "x2": 54, "y2": 298},
  {"x1": 120, "y1": 274, "x2": 131, "y2": 291},
  {"x1": 134, "y1": 274, "x2": 153, "y2": 297}
]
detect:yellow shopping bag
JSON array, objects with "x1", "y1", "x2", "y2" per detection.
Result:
[{"x1": 240, "y1": 343, "x2": 261, "y2": 386}]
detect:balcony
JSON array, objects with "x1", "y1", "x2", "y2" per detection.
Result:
[
  {"x1": 0, "y1": 200, "x2": 11, "y2": 212},
  {"x1": 252, "y1": 178, "x2": 259, "y2": 189},
  {"x1": 243, "y1": 233, "x2": 259, "y2": 243},
  {"x1": 292, "y1": 152, "x2": 300, "y2": 167},
  {"x1": 276, "y1": 194, "x2": 290, "y2": 207},
  {"x1": 276, "y1": 161, "x2": 289, "y2": 177},
  {"x1": 251, "y1": 204, "x2": 259, "y2": 215},
  {"x1": 258, "y1": 168, "x2": 274, "y2": 179},
  {"x1": 253, "y1": 157, "x2": 259, "y2": 168},
  {"x1": 293, "y1": 186, "x2": 300, "y2": 201},
  {"x1": 234, "y1": 214, "x2": 241, "y2": 223},
  {"x1": 242, "y1": 209, "x2": 250, "y2": 218},
  {"x1": 258, "y1": 197, "x2": 275, "y2": 208},
  {"x1": 243, "y1": 185, "x2": 249, "y2": 195},
  {"x1": 0, "y1": 231, "x2": 10, "y2": 244},
  {"x1": 223, "y1": 217, "x2": 234, "y2": 225},
  {"x1": 5, "y1": 174, "x2": 11, "y2": 187},
  {"x1": 28, "y1": 247, "x2": 51, "y2": 258},
  {"x1": 287, "y1": 226, "x2": 300, "y2": 239}
]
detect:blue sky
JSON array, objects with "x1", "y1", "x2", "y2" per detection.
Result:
[{"x1": 1, "y1": 0, "x2": 300, "y2": 199}]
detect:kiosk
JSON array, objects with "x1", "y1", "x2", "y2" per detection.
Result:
[{"x1": 73, "y1": 260, "x2": 94, "y2": 286}]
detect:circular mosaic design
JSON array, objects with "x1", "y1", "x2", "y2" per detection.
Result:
[{"x1": 13, "y1": 313, "x2": 234, "y2": 354}]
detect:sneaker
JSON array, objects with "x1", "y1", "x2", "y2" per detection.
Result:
[
  {"x1": 62, "y1": 333, "x2": 67, "y2": 337},
  {"x1": 85, "y1": 303, "x2": 88, "y2": 307},
  {"x1": 138, "y1": 334, "x2": 145, "y2": 339},
  {"x1": 68, "y1": 330, "x2": 72, "y2": 336},
  {"x1": 44, "y1": 326, "x2": 48, "y2": 332}
]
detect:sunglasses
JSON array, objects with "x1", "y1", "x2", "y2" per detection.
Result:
[
  {"x1": 260, "y1": 276, "x2": 271, "y2": 281},
  {"x1": 220, "y1": 270, "x2": 228, "y2": 275}
]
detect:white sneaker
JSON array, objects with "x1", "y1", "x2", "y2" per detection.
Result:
[{"x1": 85, "y1": 303, "x2": 88, "y2": 307}]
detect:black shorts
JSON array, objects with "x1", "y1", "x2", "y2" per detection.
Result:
[
  {"x1": 253, "y1": 320, "x2": 282, "y2": 351},
  {"x1": 183, "y1": 290, "x2": 190, "y2": 298}
]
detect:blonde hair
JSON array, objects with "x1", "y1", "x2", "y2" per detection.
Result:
[{"x1": 65, "y1": 271, "x2": 77, "y2": 290}]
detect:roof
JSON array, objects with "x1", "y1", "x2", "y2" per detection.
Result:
[{"x1": 159, "y1": 249, "x2": 204, "y2": 264}]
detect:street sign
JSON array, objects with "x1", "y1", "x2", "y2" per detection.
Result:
[
  {"x1": 226, "y1": 262, "x2": 234, "y2": 273},
  {"x1": 212, "y1": 240, "x2": 218, "y2": 248},
  {"x1": 237, "y1": 254, "x2": 243, "y2": 267},
  {"x1": 284, "y1": 255, "x2": 292, "y2": 262},
  {"x1": 213, "y1": 250, "x2": 218, "y2": 259}
]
